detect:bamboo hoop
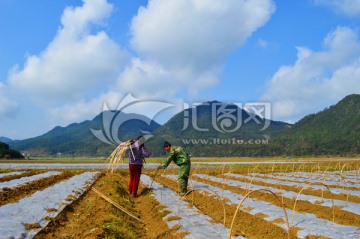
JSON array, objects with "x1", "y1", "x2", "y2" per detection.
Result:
[
  {"x1": 321, "y1": 166, "x2": 331, "y2": 184},
  {"x1": 292, "y1": 186, "x2": 309, "y2": 226},
  {"x1": 180, "y1": 188, "x2": 195, "y2": 207},
  {"x1": 221, "y1": 163, "x2": 230, "y2": 199},
  {"x1": 336, "y1": 162, "x2": 341, "y2": 172},
  {"x1": 180, "y1": 187, "x2": 227, "y2": 226},
  {"x1": 340, "y1": 163, "x2": 358, "y2": 179},
  {"x1": 221, "y1": 164, "x2": 227, "y2": 175},
  {"x1": 252, "y1": 164, "x2": 259, "y2": 173},
  {"x1": 319, "y1": 183, "x2": 335, "y2": 222},
  {"x1": 149, "y1": 167, "x2": 160, "y2": 189},
  {"x1": 228, "y1": 189, "x2": 290, "y2": 239},
  {"x1": 246, "y1": 175, "x2": 256, "y2": 194},
  {"x1": 188, "y1": 175, "x2": 194, "y2": 195},
  {"x1": 272, "y1": 174, "x2": 284, "y2": 204}
]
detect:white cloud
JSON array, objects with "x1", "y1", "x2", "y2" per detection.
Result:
[
  {"x1": 314, "y1": 0, "x2": 360, "y2": 16},
  {"x1": 47, "y1": 0, "x2": 276, "y2": 124},
  {"x1": 117, "y1": 58, "x2": 178, "y2": 99},
  {"x1": 47, "y1": 99, "x2": 101, "y2": 125},
  {"x1": 128, "y1": 0, "x2": 275, "y2": 98},
  {"x1": 261, "y1": 26, "x2": 360, "y2": 121},
  {"x1": 61, "y1": 0, "x2": 112, "y2": 37},
  {"x1": 8, "y1": 0, "x2": 130, "y2": 105},
  {"x1": 47, "y1": 91, "x2": 176, "y2": 127},
  {"x1": 4, "y1": 0, "x2": 277, "y2": 135}
]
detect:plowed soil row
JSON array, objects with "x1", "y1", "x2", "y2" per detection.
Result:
[
  {"x1": 242, "y1": 173, "x2": 360, "y2": 191},
  {"x1": 34, "y1": 170, "x2": 186, "y2": 239},
  {"x1": 0, "y1": 170, "x2": 77, "y2": 206},
  {"x1": 217, "y1": 174, "x2": 360, "y2": 203},
  {"x1": 153, "y1": 174, "x2": 299, "y2": 239},
  {"x1": 0, "y1": 170, "x2": 47, "y2": 182},
  {"x1": 191, "y1": 174, "x2": 360, "y2": 227},
  {"x1": 191, "y1": 165, "x2": 360, "y2": 203},
  {"x1": 1, "y1": 164, "x2": 359, "y2": 239}
]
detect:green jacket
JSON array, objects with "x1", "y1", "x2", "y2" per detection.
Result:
[{"x1": 162, "y1": 146, "x2": 190, "y2": 168}]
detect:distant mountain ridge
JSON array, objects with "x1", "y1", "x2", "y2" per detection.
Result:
[
  {"x1": 5, "y1": 94, "x2": 360, "y2": 157},
  {"x1": 9, "y1": 111, "x2": 161, "y2": 156},
  {"x1": 146, "y1": 101, "x2": 289, "y2": 156},
  {"x1": 0, "y1": 137, "x2": 13, "y2": 143}
]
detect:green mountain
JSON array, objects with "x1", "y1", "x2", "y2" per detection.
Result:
[
  {"x1": 0, "y1": 137, "x2": 13, "y2": 143},
  {"x1": 145, "y1": 101, "x2": 290, "y2": 156},
  {"x1": 9, "y1": 111, "x2": 160, "y2": 157},
  {"x1": 7, "y1": 95, "x2": 360, "y2": 157},
  {"x1": 270, "y1": 94, "x2": 360, "y2": 156}
]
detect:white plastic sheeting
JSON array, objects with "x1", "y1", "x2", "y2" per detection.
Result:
[
  {"x1": 0, "y1": 171, "x2": 61, "y2": 192},
  {"x1": 226, "y1": 172, "x2": 360, "y2": 197},
  {"x1": 0, "y1": 161, "x2": 309, "y2": 170},
  {"x1": 141, "y1": 174, "x2": 246, "y2": 239},
  {"x1": 222, "y1": 173, "x2": 360, "y2": 215},
  {"x1": 178, "y1": 174, "x2": 360, "y2": 239},
  {"x1": 249, "y1": 171, "x2": 360, "y2": 188},
  {"x1": 0, "y1": 171, "x2": 24, "y2": 178},
  {"x1": 0, "y1": 163, "x2": 112, "y2": 170},
  {"x1": 0, "y1": 171, "x2": 100, "y2": 239}
]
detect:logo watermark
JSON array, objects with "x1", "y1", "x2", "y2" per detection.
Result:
[
  {"x1": 91, "y1": 93, "x2": 272, "y2": 145},
  {"x1": 182, "y1": 102, "x2": 271, "y2": 132},
  {"x1": 91, "y1": 93, "x2": 172, "y2": 145},
  {"x1": 182, "y1": 138, "x2": 269, "y2": 145}
]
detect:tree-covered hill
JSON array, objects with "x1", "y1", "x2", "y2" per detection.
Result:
[
  {"x1": 9, "y1": 111, "x2": 160, "y2": 157},
  {"x1": 270, "y1": 94, "x2": 360, "y2": 156},
  {"x1": 145, "y1": 101, "x2": 290, "y2": 156},
  {"x1": 0, "y1": 137, "x2": 13, "y2": 143},
  {"x1": 0, "y1": 142, "x2": 24, "y2": 159},
  {"x1": 7, "y1": 94, "x2": 360, "y2": 157}
]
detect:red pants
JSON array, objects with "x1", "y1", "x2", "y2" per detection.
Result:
[{"x1": 128, "y1": 164, "x2": 142, "y2": 196}]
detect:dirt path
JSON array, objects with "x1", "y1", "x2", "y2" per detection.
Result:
[{"x1": 35, "y1": 171, "x2": 186, "y2": 239}]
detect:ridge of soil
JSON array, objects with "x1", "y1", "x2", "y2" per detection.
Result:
[
  {"x1": 1, "y1": 162, "x2": 359, "y2": 239},
  {"x1": 0, "y1": 171, "x2": 77, "y2": 206},
  {"x1": 0, "y1": 170, "x2": 47, "y2": 183},
  {"x1": 35, "y1": 170, "x2": 187, "y2": 239},
  {"x1": 192, "y1": 174, "x2": 360, "y2": 227},
  {"x1": 154, "y1": 174, "x2": 299, "y2": 239}
]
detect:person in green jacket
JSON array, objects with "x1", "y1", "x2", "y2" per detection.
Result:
[{"x1": 158, "y1": 141, "x2": 191, "y2": 196}]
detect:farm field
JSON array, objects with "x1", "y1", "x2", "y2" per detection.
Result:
[{"x1": 0, "y1": 159, "x2": 359, "y2": 239}]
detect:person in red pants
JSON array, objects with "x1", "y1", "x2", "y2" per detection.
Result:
[{"x1": 128, "y1": 136, "x2": 152, "y2": 197}]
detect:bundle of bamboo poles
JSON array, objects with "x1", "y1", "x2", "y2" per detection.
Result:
[{"x1": 106, "y1": 140, "x2": 135, "y2": 173}]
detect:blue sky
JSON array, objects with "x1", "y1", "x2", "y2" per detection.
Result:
[{"x1": 1, "y1": 0, "x2": 360, "y2": 139}]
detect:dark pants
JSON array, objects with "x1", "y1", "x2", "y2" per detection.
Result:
[
  {"x1": 178, "y1": 162, "x2": 191, "y2": 194},
  {"x1": 128, "y1": 164, "x2": 142, "y2": 196}
]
